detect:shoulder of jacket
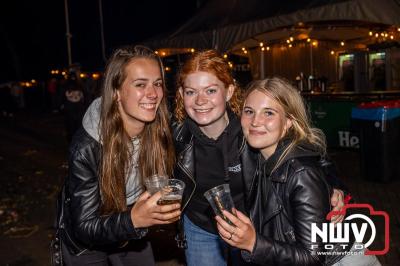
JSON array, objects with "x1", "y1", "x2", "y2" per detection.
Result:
[
  {"x1": 172, "y1": 121, "x2": 192, "y2": 145},
  {"x1": 69, "y1": 128, "x2": 100, "y2": 158}
]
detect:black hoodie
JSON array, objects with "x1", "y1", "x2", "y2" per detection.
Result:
[{"x1": 185, "y1": 110, "x2": 246, "y2": 234}]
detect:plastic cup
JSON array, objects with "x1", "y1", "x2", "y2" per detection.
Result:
[
  {"x1": 158, "y1": 179, "x2": 185, "y2": 206},
  {"x1": 204, "y1": 184, "x2": 235, "y2": 224},
  {"x1": 144, "y1": 175, "x2": 168, "y2": 195}
]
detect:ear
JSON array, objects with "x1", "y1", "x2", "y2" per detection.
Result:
[
  {"x1": 284, "y1": 117, "x2": 293, "y2": 134},
  {"x1": 178, "y1": 87, "x2": 184, "y2": 98},
  {"x1": 115, "y1": 90, "x2": 121, "y2": 102},
  {"x1": 226, "y1": 84, "x2": 235, "y2": 102}
]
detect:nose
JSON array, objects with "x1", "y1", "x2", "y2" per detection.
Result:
[
  {"x1": 195, "y1": 92, "x2": 207, "y2": 105},
  {"x1": 251, "y1": 113, "x2": 263, "y2": 127},
  {"x1": 146, "y1": 84, "x2": 158, "y2": 99}
]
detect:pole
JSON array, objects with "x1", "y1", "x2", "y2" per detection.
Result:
[
  {"x1": 99, "y1": 0, "x2": 106, "y2": 62},
  {"x1": 64, "y1": 0, "x2": 72, "y2": 66}
]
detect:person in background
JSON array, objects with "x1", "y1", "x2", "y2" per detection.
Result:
[
  {"x1": 57, "y1": 45, "x2": 180, "y2": 266},
  {"x1": 173, "y1": 51, "x2": 347, "y2": 266},
  {"x1": 215, "y1": 77, "x2": 380, "y2": 266},
  {"x1": 63, "y1": 75, "x2": 85, "y2": 143}
]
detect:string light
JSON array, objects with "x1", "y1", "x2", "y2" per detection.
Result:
[
  {"x1": 340, "y1": 41, "x2": 345, "y2": 46},
  {"x1": 266, "y1": 46, "x2": 270, "y2": 51},
  {"x1": 223, "y1": 54, "x2": 228, "y2": 58},
  {"x1": 289, "y1": 36, "x2": 294, "y2": 42},
  {"x1": 330, "y1": 50, "x2": 335, "y2": 55},
  {"x1": 369, "y1": 31, "x2": 373, "y2": 36},
  {"x1": 259, "y1": 42, "x2": 264, "y2": 47},
  {"x1": 190, "y1": 48, "x2": 195, "y2": 53},
  {"x1": 307, "y1": 38, "x2": 311, "y2": 42},
  {"x1": 261, "y1": 47, "x2": 265, "y2": 51}
]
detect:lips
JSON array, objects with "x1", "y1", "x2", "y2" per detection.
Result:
[
  {"x1": 249, "y1": 129, "x2": 266, "y2": 136},
  {"x1": 139, "y1": 103, "x2": 157, "y2": 110},
  {"x1": 194, "y1": 108, "x2": 212, "y2": 113}
]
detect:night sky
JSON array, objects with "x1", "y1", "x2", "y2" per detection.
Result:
[{"x1": 0, "y1": 0, "x2": 198, "y2": 83}]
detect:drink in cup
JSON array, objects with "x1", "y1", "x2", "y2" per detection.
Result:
[
  {"x1": 157, "y1": 179, "x2": 185, "y2": 206},
  {"x1": 204, "y1": 184, "x2": 235, "y2": 225}
]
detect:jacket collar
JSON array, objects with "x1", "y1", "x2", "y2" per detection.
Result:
[{"x1": 260, "y1": 139, "x2": 321, "y2": 183}]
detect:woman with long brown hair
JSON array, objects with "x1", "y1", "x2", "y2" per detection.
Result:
[{"x1": 56, "y1": 45, "x2": 180, "y2": 265}]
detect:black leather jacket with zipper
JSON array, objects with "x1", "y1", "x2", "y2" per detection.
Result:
[
  {"x1": 56, "y1": 128, "x2": 147, "y2": 255},
  {"x1": 242, "y1": 141, "x2": 350, "y2": 266}
]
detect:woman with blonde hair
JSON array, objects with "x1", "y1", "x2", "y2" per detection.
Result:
[
  {"x1": 215, "y1": 77, "x2": 380, "y2": 266},
  {"x1": 56, "y1": 45, "x2": 181, "y2": 265}
]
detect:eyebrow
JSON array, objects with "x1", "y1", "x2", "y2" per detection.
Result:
[
  {"x1": 243, "y1": 105, "x2": 278, "y2": 112},
  {"x1": 183, "y1": 84, "x2": 219, "y2": 90},
  {"x1": 132, "y1": 78, "x2": 162, "y2": 82}
]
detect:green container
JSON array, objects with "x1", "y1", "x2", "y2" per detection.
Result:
[{"x1": 307, "y1": 99, "x2": 359, "y2": 148}]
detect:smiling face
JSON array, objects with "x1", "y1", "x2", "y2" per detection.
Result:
[
  {"x1": 241, "y1": 89, "x2": 292, "y2": 159},
  {"x1": 117, "y1": 57, "x2": 163, "y2": 137},
  {"x1": 180, "y1": 71, "x2": 234, "y2": 138}
]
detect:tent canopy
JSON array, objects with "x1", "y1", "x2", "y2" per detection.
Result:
[{"x1": 147, "y1": 0, "x2": 400, "y2": 53}]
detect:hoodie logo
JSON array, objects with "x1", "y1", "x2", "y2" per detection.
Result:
[{"x1": 228, "y1": 164, "x2": 241, "y2": 173}]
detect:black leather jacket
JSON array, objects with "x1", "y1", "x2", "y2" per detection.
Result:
[
  {"x1": 57, "y1": 128, "x2": 147, "y2": 255},
  {"x1": 242, "y1": 141, "x2": 348, "y2": 266},
  {"x1": 172, "y1": 120, "x2": 258, "y2": 215}
]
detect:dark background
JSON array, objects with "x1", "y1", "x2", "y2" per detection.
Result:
[{"x1": 0, "y1": 0, "x2": 199, "y2": 83}]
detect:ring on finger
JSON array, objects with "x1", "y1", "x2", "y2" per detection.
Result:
[{"x1": 228, "y1": 232, "x2": 233, "y2": 240}]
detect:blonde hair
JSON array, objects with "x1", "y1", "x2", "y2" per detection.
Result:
[
  {"x1": 175, "y1": 50, "x2": 242, "y2": 123},
  {"x1": 99, "y1": 45, "x2": 175, "y2": 214},
  {"x1": 244, "y1": 77, "x2": 326, "y2": 169}
]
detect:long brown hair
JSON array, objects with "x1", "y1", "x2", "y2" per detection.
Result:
[
  {"x1": 174, "y1": 50, "x2": 242, "y2": 123},
  {"x1": 244, "y1": 77, "x2": 326, "y2": 170},
  {"x1": 99, "y1": 45, "x2": 175, "y2": 214}
]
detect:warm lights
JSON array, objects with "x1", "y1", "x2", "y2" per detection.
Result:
[
  {"x1": 79, "y1": 73, "x2": 87, "y2": 78},
  {"x1": 340, "y1": 41, "x2": 345, "y2": 46},
  {"x1": 92, "y1": 73, "x2": 100, "y2": 79},
  {"x1": 154, "y1": 51, "x2": 159, "y2": 54},
  {"x1": 312, "y1": 41, "x2": 318, "y2": 47},
  {"x1": 259, "y1": 42, "x2": 264, "y2": 47},
  {"x1": 261, "y1": 47, "x2": 265, "y2": 51},
  {"x1": 330, "y1": 50, "x2": 335, "y2": 55},
  {"x1": 266, "y1": 46, "x2": 270, "y2": 51},
  {"x1": 223, "y1": 54, "x2": 228, "y2": 58},
  {"x1": 190, "y1": 48, "x2": 195, "y2": 53},
  {"x1": 369, "y1": 31, "x2": 373, "y2": 36},
  {"x1": 390, "y1": 35, "x2": 394, "y2": 40},
  {"x1": 165, "y1": 67, "x2": 171, "y2": 71},
  {"x1": 289, "y1": 37, "x2": 294, "y2": 42},
  {"x1": 288, "y1": 44, "x2": 292, "y2": 48},
  {"x1": 161, "y1": 52, "x2": 166, "y2": 56},
  {"x1": 307, "y1": 38, "x2": 311, "y2": 42}
]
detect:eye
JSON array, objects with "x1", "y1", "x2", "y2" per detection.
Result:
[
  {"x1": 243, "y1": 108, "x2": 253, "y2": 116},
  {"x1": 264, "y1": 110, "x2": 275, "y2": 117},
  {"x1": 206, "y1": 88, "x2": 217, "y2": 94},
  {"x1": 153, "y1": 81, "x2": 163, "y2": 88},
  {"x1": 134, "y1": 82, "x2": 146, "y2": 88},
  {"x1": 184, "y1": 89, "x2": 195, "y2": 96}
]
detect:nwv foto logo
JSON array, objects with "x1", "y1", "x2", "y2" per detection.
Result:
[{"x1": 310, "y1": 204, "x2": 389, "y2": 255}]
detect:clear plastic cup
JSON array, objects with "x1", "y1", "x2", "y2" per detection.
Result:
[
  {"x1": 144, "y1": 175, "x2": 168, "y2": 195},
  {"x1": 158, "y1": 179, "x2": 185, "y2": 206},
  {"x1": 204, "y1": 184, "x2": 235, "y2": 224}
]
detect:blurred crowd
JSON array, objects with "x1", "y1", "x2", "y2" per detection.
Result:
[{"x1": 0, "y1": 73, "x2": 102, "y2": 143}]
